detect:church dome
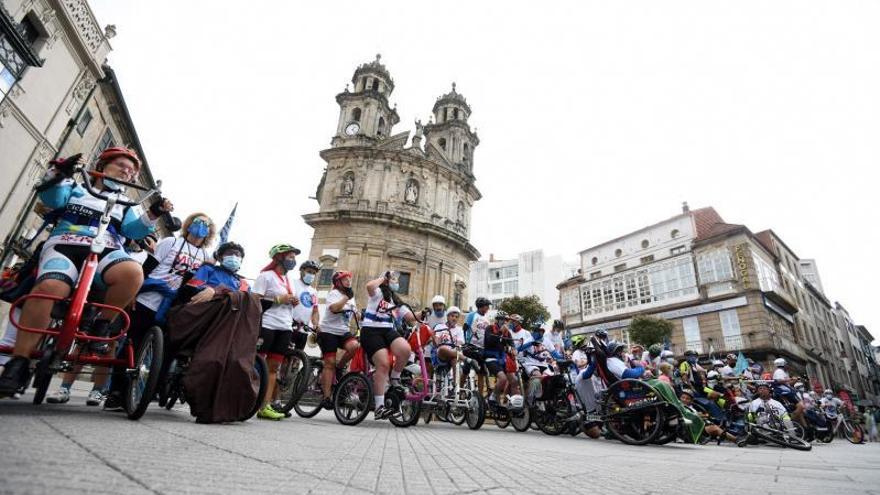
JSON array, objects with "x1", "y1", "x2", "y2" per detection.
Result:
[
  {"x1": 432, "y1": 82, "x2": 471, "y2": 117},
  {"x1": 351, "y1": 54, "x2": 395, "y2": 94}
]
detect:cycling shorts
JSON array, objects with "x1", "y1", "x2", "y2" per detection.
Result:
[
  {"x1": 257, "y1": 328, "x2": 292, "y2": 357},
  {"x1": 317, "y1": 332, "x2": 356, "y2": 356},
  {"x1": 36, "y1": 241, "x2": 135, "y2": 288},
  {"x1": 361, "y1": 326, "x2": 402, "y2": 359}
]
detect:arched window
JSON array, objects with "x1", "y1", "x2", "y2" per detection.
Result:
[
  {"x1": 444, "y1": 108, "x2": 449, "y2": 122},
  {"x1": 366, "y1": 78, "x2": 373, "y2": 90},
  {"x1": 439, "y1": 138, "x2": 446, "y2": 151},
  {"x1": 671, "y1": 229, "x2": 680, "y2": 239},
  {"x1": 377, "y1": 117, "x2": 386, "y2": 136},
  {"x1": 454, "y1": 108, "x2": 460, "y2": 120},
  {"x1": 351, "y1": 107, "x2": 361, "y2": 122},
  {"x1": 463, "y1": 143, "x2": 469, "y2": 162}
]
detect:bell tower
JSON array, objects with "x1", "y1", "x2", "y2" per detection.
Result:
[
  {"x1": 332, "y1": 54, "x2": 400, "y2": 147},
  {"x1": 423, "y1": 83, "x2": 480, "y2": 172}
]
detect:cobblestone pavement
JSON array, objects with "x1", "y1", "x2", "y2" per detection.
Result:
[{"x1": 1, "y1": 381, "x2": 879, "y2": 495}]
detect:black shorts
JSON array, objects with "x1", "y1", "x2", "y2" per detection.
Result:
[
  {"x1": 257, "y1": 328, "x2": 292, "y2": 356},
  {"x1": 290, "y1": 329, "x2": 307, "y2": 350},
  {"x1": 317, "y1": 332, "x2": 355, "y2": 355},
  {"x1": 485, "y1": 358, "x2": 504, "y2": 377},
  {"x1": 360, "y1": 326, "x2": 402, "y2": 359}
]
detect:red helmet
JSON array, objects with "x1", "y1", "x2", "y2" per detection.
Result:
[
  {"x1": 98, "y1": 147, "x2": 141, "y2": 171},
  {"x1": 332, "y1": 270, "x2": 352, "y2": 288}
]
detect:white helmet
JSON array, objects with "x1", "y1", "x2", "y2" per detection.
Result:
[
  {"x1": 823, "y1": 389, "x2": 833, "y2": 397},
  {"x1": 447, "y1": 306, "x2": 461, "y2": 315},
  {"x1": 794, "y1": 381, "x2": 805, "y2": 391},
  {"x1": 712, "y1": 360, "x2": 724, "y2": 368},
  {"x1": 508, "y1": 395, "x2": 525, "y2": 411},
  {"x1": 660, "y1": 350, "x2": 674, "y2": 359},
  {"x1": 707, "y1": 370, "x2": 719, "y2": 381},
  {"x1": 774, "y1": 358, "x2": 786, "y2": 368},
  {"x1": 431, "y1": 295, "x2": 446, "y2": 306}
]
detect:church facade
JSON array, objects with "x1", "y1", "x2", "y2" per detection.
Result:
[{"x1": 303, "y1": 55, "x2": 481, "y2": 309}]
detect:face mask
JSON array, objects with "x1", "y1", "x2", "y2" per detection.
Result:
[
  {"x1": 687, "y1": 356, "x2": 697, "y2": 364},
  {"x1": 221, "y1": 255, "x2": 241, "y2": 272},
  {"x1": 434, "y1": 309, "x2": 444, "y2": 317},
  {"x1": 188, "y1": 222, "x2": 210, "y2": 238},
  {"x1": 103, "y1": 178, "x2": 123, "y2": 191},
  {"x1": 708, "y1": 380, "x2": 718, "y2": 388},
  {"x1": 389, "y1": 283, "x2": 400, "y2": 292},
  {"x1": 665, "y1": 358, "x2": 675, "y2": 364},
  {"x1": 302, "y1": 273, "x2": 315, "y2": 284},
  {"x1": 281, "y1": 259, "x2": 297, "y2": 271}
]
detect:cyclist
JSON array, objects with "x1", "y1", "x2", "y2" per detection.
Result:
[
  {"x1": 569, "y1": 336, "x2": 602, "y2": 438},
  {"x1": 678, "y1": 349, "x2": 704, "y2": 391},
  {"x1": 771, "y1": 358, "x2": 804, "y2": 423},
  {"x1": 318, "y1": 270, "x2": 360, "y2": 410},
  {"x1": 483, "y1": 310, "x2": 511, "y2": 406},
  {"x1": 431, "y1": 306, "x2": 465, "y2": 370},
  {"x1": 362, "y1": 271, "x2": 415, "y2": 419},
  {"x1": 463, "y1": 297, "x2": 492, "y2": 394},
  {"x1": 679, "y1": 389, "x2": 737, "y2": 443},
  {"x1": 252, "y1": 244, "x2": 302, "y2": 420},
  {"x1": 605, "y1": 341, "x2": 648, "y2": 380},
  {"x1": 720, "y1": 353, "x2": 738, "y2": 380},
  {"x1": 289, "y1": 260, "x2": 320, "y2": 349},
  {"x1": 103, "y1": 212, "x2": 214, "y2": 411},
  {"x1": 426, "y1": 295, "x2": 447, "y2": 329},
  {"x1": 819, "y1": 389, "x2": 844, "y2": 419},
  {"x1": 740, "y1": 381, "x2": 797, "y2": 446},
  {"x1": 544, "y1": 320, "x2": 565, "y2": 360},
  {"x1": 0, "y1": 148, "x2": 172, "y2": 395}
]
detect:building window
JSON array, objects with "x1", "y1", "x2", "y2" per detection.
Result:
[
  {"x1": 463, "y1": 143, "x2": 469, "y2": 163},
  {"x1": 614, "y1": 248, "x2": 622, "y2": 257},
  {"x1": 591, "y1": 257, "x2": 598, "y2": 266},
  {"x1": 318, "y1": 268, "x2": 333, "y2": 287},
  {"x1": 614, "y1": 263, "x2": 627, "y2": 273},
  {"x1": 640, "y1": 255, "x2": 654, "y2": 264},
  {"x1": 720, "y1": 309, "x2": 741, "y2": 337},
  {"x1": 454, "y1": 108, "x2": 460, "y2": 120},
  {"x1": 590, "y1": 270, "x2": 601, "y2": 279},
  {"x1": 641, "y1": 239, "x2": 649, "y2": 249},
  {"x1": 0, "y1": 63, "x2": 15, "y2": 99},
  {"x1": 19, "y1": 15, "x2": 41, "y2": 47},
  {"x1": 351, "y1": 107, "x2": 361, "y2": 122},
  {"x1": 671, "y1": 229, "x2": 680, "y2": 238},
  {"x1": 752, "y1": 253, "x2": 782, "y2": 293},
  {"x1": 377, "y1": 117, "x2": 385, "y2": 136},
  {"x1": 76, "y1": 109, "x2": 92, "y2": 136},
  {"x1": 503, "y1": 280, "x2": 518, "y2": 293},
  {"x1": 683, "y1": 316, "x2": 702, "y2": 353},
  {"x1": 439, "y1": 138, "x2": 446, "y2": 151},
  {"x1": 493, "y1": 270, "x2": 501, "y2": 279},
  {"x1": 503, "y1": 266, "x2": 518, "y2": 279},
  {"x1": 697, "y1": 248, "x2": 733, "y2": 284},
  {"x1": 490, "y1": 282, "x2": 503, "y2": 294},
  {"x1": 670, "y1": 245, "x2": 686, "y2": 256},
  {"x1": 92, "y1": 129, "x2": 115, "y2": 163},
  {"x1": 397, "y1": 272, "x2": 411, "y2": 295}
]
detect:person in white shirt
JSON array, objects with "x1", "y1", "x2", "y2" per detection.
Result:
[
  {"x1": 252, "y1": 244, "x2": 303, "y2": 420},
  {"x1": 820, "y1": 389, "x2": 844, "y2": 419},
  {"x1": 605, "y1": 341, "x2": 649, "y2": 381},
  {"x1": 544, "y1": 320, "x2": 565, "y2": 360},
  {"x1": 317, "y1": 270, "x2": 360, "y2": 410},
  {"x1": 431, "y1": 306, "x2": 465, "y2": 368},
  {"x1": 426, "y1": 295, "x2": 447, "y2": 329},
  {"x1": 771, "y1": 357, "x2": 804, "y2": 423},
  {"x1": 747, "y1": 382, "x2": 795, "y2": 429}
]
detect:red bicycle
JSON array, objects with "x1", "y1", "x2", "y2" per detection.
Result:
[{"x1": 2, "y1": 167, "x2": 164, "y2": 420}]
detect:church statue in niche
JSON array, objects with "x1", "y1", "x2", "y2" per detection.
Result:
[
  {"x1": 457, "y1": 201, "x2": 465, "y2": 224},
  {"x1": 405, "y1": 179, "x2": 419, "y2": 204},
  {"x1": 341, "y1": 172, "x2": 354, "y2": 196}
]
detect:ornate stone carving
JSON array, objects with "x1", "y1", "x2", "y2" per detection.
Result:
[
  {"x1": 61, "y1": 0, "x2": 104, "y2": 53},
  {"x1": 404, "y1": 178, "x2": 419, "y2": 204},
  {"x1": 0, "y1": 100, "x2": 11, "y2": 128},
  {"x1": 341, "y1": 171, "x2": 354, "y2": 196},
  {"x1": 65, "y1": 72, "x2": 96, "y2": 114},
  {"x1": 28, "y1": 141, "x2": 54, "y2": 184}
]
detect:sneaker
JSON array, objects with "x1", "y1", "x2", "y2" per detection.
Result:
[
  {"x1": 257, "y1": 404, "x2": 285, "y2": 421},
  {"x1": 270, "y1": 402, "x2": 292, "y2": 418},
  {"x1": 321, "y1": 398, "x2": 334, "y2": 411},
  {"x1": 103, "y1": 392, "x2": 125, "y2": 412},
  {"x1": 46, "y1": 387, "x2": 72, "y2": 404},
  {"x1": 86, "y1": 389, "x2": 104, "y2": 406},
  {"x1": 0, "y1": 356, "x2": 30, "y2": 396},
  {"x1": 374, "y1": 405, "x2": 390, "y2": 420}
]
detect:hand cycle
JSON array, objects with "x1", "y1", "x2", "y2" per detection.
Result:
[
  {"x1": 387, "y1": 304, "x2": 486, "y2": 429},
  {"x1": 5, "y1": 167, "x2": 164, "y2": 420}
]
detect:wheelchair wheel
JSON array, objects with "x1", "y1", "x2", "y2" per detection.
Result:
[
  {"x1": 511, "y1": 406, "x2": 531, "y2": 432},
  {"x1": 603, "y1": 379, "x2": 665, "y2": 446},
  {"x1": 126, "y1": 326, "x2": 164, "y2": 420},
  {"x1": 241, "y1": 355, "x2": 269, "y2": 421},
  {"x1": 293, "y1": 360, "x2": 324, "y2": 418},
  {"x1": 466, "y1": 391, "x2": 486, "y2": 430},
  {"x1": 31, "y1": 350, "x2": 55, "y2": 405},
  {"x1": 275, "y1": 350, "x2": 311, "y2": 414},
  {"x1": 333, "y1": 373, "x2": 372, "y2": 426}
]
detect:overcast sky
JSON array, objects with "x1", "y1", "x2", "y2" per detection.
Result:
[{"x1": 89, "y1": 1, "x2": 878, "y2": 339}]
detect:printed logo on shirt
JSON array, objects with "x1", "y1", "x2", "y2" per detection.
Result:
[{"x1": 300, "y1": 292, "x2": 317, "y2": 308}]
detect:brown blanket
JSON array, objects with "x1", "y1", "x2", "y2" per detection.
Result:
[{"x1": 166, "y1": 291, "x2": 261, "y2": 423}]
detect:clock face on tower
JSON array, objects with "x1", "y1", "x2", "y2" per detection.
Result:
[{"x1": 344, "y1": 122, "x2": 360, "y2": 136}]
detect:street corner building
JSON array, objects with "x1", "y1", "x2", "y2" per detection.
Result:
[
  {"x1": 557, "y1": 203, "x2": 880, "y2": 405},
  {"x1": 303, "y1": 55, "x2": 481, "y2": 309}
]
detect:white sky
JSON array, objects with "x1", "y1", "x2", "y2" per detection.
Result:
[{"x1": 89, "y1": 1, "x2": 878, "y2": 340}]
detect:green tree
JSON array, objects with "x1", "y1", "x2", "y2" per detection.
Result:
[
  {"x1": 627, "y1": 314, "x2": 673, "y2": 347},
  {"x1": 497, "y1": 295, "x2": 551, "y2": 329}
]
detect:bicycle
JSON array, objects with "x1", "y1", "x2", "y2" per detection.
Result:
[
  {"x1": 271, "y1": 323, "x2": 313, "y2": 414},
  {"x1": 3, "y1": 167, "x2": 164, "y2": 420}
]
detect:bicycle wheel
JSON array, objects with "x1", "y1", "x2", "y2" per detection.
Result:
[
  {"x1": 466, "y1": 391, "x2": 486, "y2": 430},
  {"x1": 241, "y1": 355, "x2": 268, "y2": 421},
  {"x1": 31, "y1": 349, "x2": 55, "y2": 405},
  {"x1": 389, "y1": 397, "x2": 421, "y2": 427},
  {"x1": 334, "y1": 373, "x2": 372, "y2": 426},
  {"x1": 293, "y1": 360, "x2": 324, "y2": 418},
  {"x1": 537, "y1": 398, "x2": 571, "y2": 436},
  {"x1": 125, "y1": 326, "x2": 164, "y2": 420},
  {"x1": 753, "y1": 425, "x2": 812, "y2": 451},
  {"x1": 276, "y1": 350, "x2": 311, "y2": 414},
  {"x1": 843, "y1": 420, "x2": 865, "y2": 444},
  {"x1": 511, "y1": 406, "x2": 531, "y2": 432}
]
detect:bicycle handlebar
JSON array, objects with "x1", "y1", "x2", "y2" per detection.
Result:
[{"x1": 79, "y1": 168, "x2": 160, "y2": 206}]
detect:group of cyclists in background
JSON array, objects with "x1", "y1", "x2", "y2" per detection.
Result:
[{"x1": 0, "y1": 147, "x2": 877, "y2": 449}]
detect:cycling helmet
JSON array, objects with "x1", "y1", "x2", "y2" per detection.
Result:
[
  {"x1": 794, "y1": 382, "x2": 805, "y2": 391},
  {"x1": 750, "y1": 363, "x2": 763, "y2": 374},
  {"x1": 571, "y1": 334, "x2": 587, "y2": 347},
  {"x1": 475, "y1": 297, "x2": 491, "y2": 308},
  {"x1": 755, "y1": 381, "x2": 772, "y2": 390},
  {"x1": 707, "y1": 370, "x2": 719, "y2": 381},
  {"x1": 774, "y1": 358, "x2": 786, "y2": 368},
  {"x1": 552, "y1": 319, "x2": 564, "y2": 330},
  {"x1": 712, "y1": 359, "x2": 724, "y2": 368},
  {"x1": 431, "y1": 295, "x2": 446, "y2": 306},
  {"x1": 595, "y1": 329, "x2": 608, "y2": 339},
  {"x1": 606, "y1": 340, "x2": 626, "y2": 356},
  {"x1": 823, "y1": 389, "x2": 833, "y2": 397},
  {"x1": 648, "y1": 343, "x2": 663, "y2": 358},
  {"x1": 494, "y1": 310, "x2": 509, "y2": 321},
  {"x1": 332, "y1": 270, "x2": 352, "y2": 287},
  {"x1": 660, "y1": 349, "x2": 674, "y2": 359},
  {"x1": 215, "y1": 241, "x2": 244, "y2": 259},
  {"x1": 679, "y1": 389, "x2": 695, "y2": 399},
  {"x1": 98, "y1": 146, "x2": 141, "y2": 171},
  {"x1": 683, "y1": 349, "x2": 697, "y2": 357},
  {"x1": 446, "y1": 306, "x2": 461, "y2": 315},
  {"x1": 726, "y1": 353, "x2": 737, "y2": 361},
  {"x1": 269, "y1": 244, "x2": 301, "y2": 257},
  {"x1": 299, "y1": 260, "x2": 320, "y2": 271},
  {"x1": 508, "y1": 314, "x2": 523, "y2": 323}
]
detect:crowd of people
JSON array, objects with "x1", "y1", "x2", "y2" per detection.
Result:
[{"x1": 0, "y1": 146, "x2": 878, "y2": 445}]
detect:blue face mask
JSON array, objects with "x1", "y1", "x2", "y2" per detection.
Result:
[
  {"x1": 687, "y1": 356, "x2": 697, "y2": 364},
  {"x1": 389, "y1": 283, "x2": 400, "y2": 292},
  {"x1": 434, "y1": 309, "x2": 444, "y2": 317},
  {"x1": 302, "y1": 273, "x2": 315, "y2": 285},
  {"x1": 221, "y1": 255, "x2": 241, "y2": 272},
  {"x1": 188, "y1": 222, "x2": 210, "y2": 238},
  {"x1": 282, "y1": 259, "x2": 297, "y2": 271},
  {"x1": 103, "y1": 178, "x2": 123, "y2": 191}
]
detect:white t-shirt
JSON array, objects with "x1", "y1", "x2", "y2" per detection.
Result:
[
  {"x1": 772, "y1": 368, "x2": 790, "y2": 382},
  {"x1": 509, "y1": 328, "x2": 532, "y2": 354},
  {"x1": 320, "y1": 289, "x2": 357, "y2": 335},
  {"x1": 467, "y1": 312, "x2": 492, "y2": 347},
  {"x1": 137, "y1": 237, "x2": 207, "y2": 311},
  {"x1": 749, "y1": 397, "x2": 788, "y2": 417},
  {"x1": 820, "y1": 397, "x2": 843, "y2": 417},
  {"x1": 290, "y1": 277, "x2": 318, "y2": 325},
  {"x1": 433, "y1": 323, "x2": 464, "y2": 347},
  {"x1": 720, "y1": 365, "x2": 736, "y2": 378},
  {"x1": 606, "y1": 356, "x2": 629, "y2": 380},
  {"x1": 544, "y1": 330, "x2": 564, "y2": 354},
  {"x1": 426, "y1": 311, "x2": 446, "y2": 329},
  {"x1": 363, "y1": 290, "x2": 395, "y2": 328},
  {"x1": 254, "y1": 270, "x2": 296, "y2": 331}
]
